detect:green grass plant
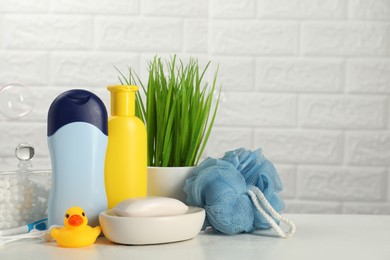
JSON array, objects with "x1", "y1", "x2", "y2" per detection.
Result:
[{"x1": 117, "y1": 55, "x2": 220, "y2": 167}]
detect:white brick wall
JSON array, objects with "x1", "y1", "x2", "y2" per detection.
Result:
[
  {"x1": 302, "y1": 22, "x2": 390, "y2": 56},
  {"x1": 4, "y1": 15, "x2": 93, "y2": 50},
  {"x1": 349, "y1": 0, "x2": 390, "y2": 20},
  {"x1": 0, "y1": 0, "x2": 389, "y2": 215},
  {"x1": 299, "y1": 95, "x2": 387, "y2": 129},
  {"x1": 211, "y1": 0, "x2": 256, "y2": 18},
  {"x1": 347, "y1": 59, "x2": 390, "y2": 93},
  {"x1": 142, "y1": 0, "x2": 208, "y2": 17},
  {"x1": 257, "y1": 0, "x2": 347, "y2": 19},
  {"x1": 256, "y1": 58, "x2": 344, "y2": 93},
  {"x1": 346, "y1": 132, "x2": 390, "y2": 166},
  {"x1": 0, "y1": 0, "x2": 48, "y2": 12},
  {"x1": 0, "y1": 52, "x2": 48, "y2": 85},
  {"x1": 211, "y1": 21, "x2": 299, "y2": 55},
  {"x1": 51, "y1": 0, "x2": 139, "y2": 14},
  {"x1": 96, "y1": 17, "x2": 183, "y2": 52},
  {"x1": 254, "y1": 130, "x2": 344, "y2": 164},
  {"x1": 216, "y1": 93, "x2": 296, "y2": 127},
  {"x1": 50, "y1": 52, "x2": 139, "y2": 87},
  {"x1": 297, "y1": 166, "x2": 386, "y2": 201},
  {"x1": 184, "y1": 19, "x2": 208, "y2": 53}
]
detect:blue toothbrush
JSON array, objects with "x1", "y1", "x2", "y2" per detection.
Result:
[{"x1": 0, "y1": 218, "x2": 48, "y2": 236}]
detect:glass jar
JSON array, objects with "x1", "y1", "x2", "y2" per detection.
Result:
[{"x1": 0, "y1": 143, "x2": 51, "y2": 229}]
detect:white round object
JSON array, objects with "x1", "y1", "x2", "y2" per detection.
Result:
[
  {"x1": 99, "y1": 206, "x2": 205, "y2": 245},
  {"x1": 113, "y1": 197, "x2": 188, "y2": 217}
]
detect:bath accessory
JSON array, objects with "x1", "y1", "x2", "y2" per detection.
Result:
[
  {"x1": 113, "y1": 197, "x2": 188, "y2": 217},
  {"x1": 99, "y1": 206, "x2": 205, "y2": 245},
  {"x1": 105, "y1": 85, "x2": 147, "y2": 209},
  {"x1": 50, "y1": 206, "x2": 101, "y2": 248},
  {"x1": 184, "y1": 148, "x2": 295, "y2": 238},
  {"x1": 0, "y1": 143, "x2": 51, "y2": 230},
  {"x1": 47, "y1": 89, "x2": 108, "y2": 227},
  {"x1": 0, "y1": 218, "x2": 48, "y2": 236}
]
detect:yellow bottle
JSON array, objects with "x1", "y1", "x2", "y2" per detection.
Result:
[{"x1": 105, "y1": 85, "x2": 147, "y2": 209}]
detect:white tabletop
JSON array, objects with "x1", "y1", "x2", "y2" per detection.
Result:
[{"x1": 1, "y1": 214, "x2": 389, "y2": 260}]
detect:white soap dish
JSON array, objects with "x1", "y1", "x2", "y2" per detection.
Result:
[{"x1": 99, "y1": 206, "x2": 205, "y2": 245}]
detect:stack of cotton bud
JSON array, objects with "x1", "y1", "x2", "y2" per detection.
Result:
[{"x1": 0, "y1": 171, "x2": 50, "y2": 229}]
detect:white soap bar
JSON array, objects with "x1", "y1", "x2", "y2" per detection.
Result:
[{"x1": 113, "y1": 197, "x2": 189, "y2": 217}]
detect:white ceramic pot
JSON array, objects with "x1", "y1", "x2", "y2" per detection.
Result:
[{"x1": 147, "y1": 166, "x2": 196, "y2": 203}]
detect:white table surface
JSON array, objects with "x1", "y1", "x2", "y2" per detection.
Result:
[{"x1": 1, "y1": 214, "x2": 389, "y2": 260}]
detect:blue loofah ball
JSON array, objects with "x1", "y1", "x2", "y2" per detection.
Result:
[{"x1": 184, "y1": 148, "x2": 285, "y2": 234}]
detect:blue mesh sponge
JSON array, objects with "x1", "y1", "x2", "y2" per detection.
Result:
[{"x1": 184, "y1": 148, "x2": 285, "y2": 234}]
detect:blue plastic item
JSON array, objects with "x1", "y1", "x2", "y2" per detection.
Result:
[
  {"x1": 184, "y1": 148, "x2": 287, "y2": 235},
  {"x1": 0, "y1": 219, "x2": 48, "y2": 236},
  {"x1": 27, "y1": 218, "x2": 48, "y2": 232},
  {"x1": 47, "y1": 89, "x2": 107, "y2": 136},
  {"x1": 47, "y1": 89, "x2": 108, "y2": 227}
]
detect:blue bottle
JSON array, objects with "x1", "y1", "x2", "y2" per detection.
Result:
[{"x1": 47, "y1": 89, "x2": 108, "y2": 227}]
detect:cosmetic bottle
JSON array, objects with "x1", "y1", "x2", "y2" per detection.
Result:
[
  {"x1": 105, "y1": 85, "x2": 147, "y2": 209},
  {"x1": 47, "y1": 89, "x2": 108, "y2": 227}
]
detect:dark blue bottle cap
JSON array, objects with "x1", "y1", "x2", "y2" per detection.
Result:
[{"x1": 47, "y1": 89, "x2": 108, "y2": 136}]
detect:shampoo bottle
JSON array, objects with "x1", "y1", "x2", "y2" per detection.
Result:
[
  {"x1": 47, "y1": 90, "x2": 108, "y2": 227},
  {"x1": 105, "y1": 85, "x2": 147, "y2": 209}
]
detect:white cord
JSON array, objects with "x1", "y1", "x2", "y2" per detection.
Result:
[
  {"x1": 0, "y1": 225, "x2": 58, "y2": 247},
  {"x1": 247, "y1": 185, "x2": 296, "y2": 238},
  {"x1": 0, "y1": 231, "x2": 44, "y2": 247}
]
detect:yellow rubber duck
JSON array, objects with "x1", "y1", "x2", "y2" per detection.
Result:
[{"x1": 50, "y1": 206, "x2": 101, "y2": 248}]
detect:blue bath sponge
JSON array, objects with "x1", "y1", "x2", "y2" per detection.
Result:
[{"x1": 184, "y1": 148, "x2": 285, "y2": 234}]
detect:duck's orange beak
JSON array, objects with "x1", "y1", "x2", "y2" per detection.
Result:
[{"x1": 68, "y1": 214, "x2": 84, "y2": 226}]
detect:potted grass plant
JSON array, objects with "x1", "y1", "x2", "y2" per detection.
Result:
[{"x1": 117, "y1": 55, "x2": 220, "y2": 202}]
